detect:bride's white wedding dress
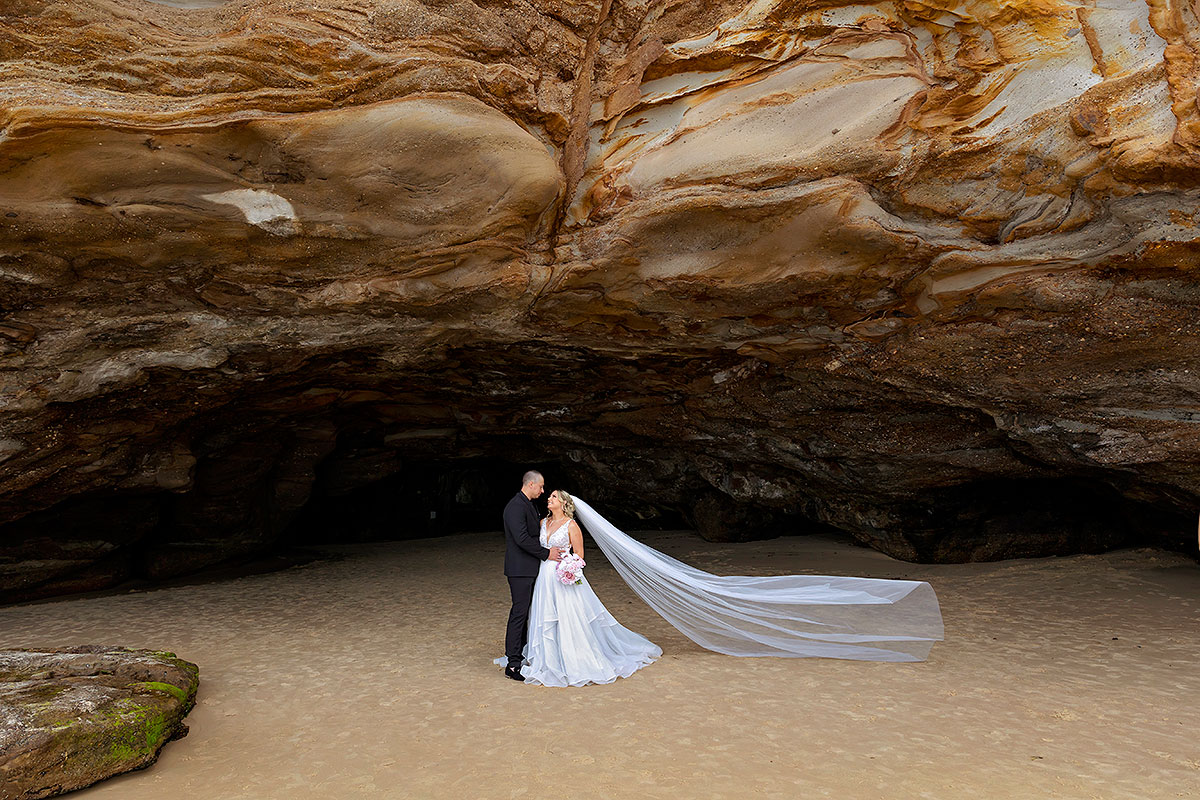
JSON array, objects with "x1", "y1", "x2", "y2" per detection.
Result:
[
  {"x1": 507, "y1": 518, "x2": 662, "y2": 687},
  {"x1": 497, "y1": 498, "x2": 943, "y2": 685}
]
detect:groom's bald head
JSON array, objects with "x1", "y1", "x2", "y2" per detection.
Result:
[{"x1": 521, "y1": 470, "x2": 544, "y2": 499}]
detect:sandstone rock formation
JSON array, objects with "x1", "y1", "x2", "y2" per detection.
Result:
[
  {"x1": 1, "y1": 0, "x2": 1199, "y2": 601},
  {"x1": 0, "y1": 646, "x2": 198, "y2": 799}
]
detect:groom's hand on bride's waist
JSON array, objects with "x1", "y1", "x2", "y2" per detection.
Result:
[{"x1": 548, "y1": 547, "x2": 563, "y2": 562}]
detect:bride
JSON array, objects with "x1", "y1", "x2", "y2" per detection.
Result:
[
  {"x1": 500, "y1": 488, "x2": 945, "y2": 687},
  {"x1": 510, "y1": 489, "x2": 662, "y2": 687}
]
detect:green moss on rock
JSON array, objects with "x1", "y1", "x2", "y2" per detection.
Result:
[
  {"x1": 1, "y1": 647, "x2": 200, "y2": 799},
  {"x1": 130, "y1": 680, "x2": 189, "y2": 704}
]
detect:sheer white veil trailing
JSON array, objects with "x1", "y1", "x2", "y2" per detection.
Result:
[{"x1": 572, "y1": 498, "x2": 944, "y2": 662}]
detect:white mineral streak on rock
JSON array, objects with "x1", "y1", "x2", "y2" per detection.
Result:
[
  {"x1": 200, "y1": 189, "x2": 298, "y2": 235},
  {"x1": 1081, "y1": 0, "x2": 1166, "y2": 77},
  {"x1": 627, "y1": 67, "x2": 925, "y2": 189}
]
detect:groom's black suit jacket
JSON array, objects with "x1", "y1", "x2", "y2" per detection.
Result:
[{"x1": 503, "y1": 491, "x2": 550, "y2": 577}]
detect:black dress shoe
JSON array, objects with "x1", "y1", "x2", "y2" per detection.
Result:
[{"x1": 504, "y1": 665, "x2": 525, "y2": 682}]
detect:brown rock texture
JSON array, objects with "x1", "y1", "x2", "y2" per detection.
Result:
[
  {"x1": 0, "y1": 646, "x2": 199, "y2": 799},
  {"x1": 1, "y1": 0, "x2": 1199, "y2": 600}
]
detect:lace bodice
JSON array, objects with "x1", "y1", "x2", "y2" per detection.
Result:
[{"x1": 540, "y1": 518, "x2": 572, "y2": 550}]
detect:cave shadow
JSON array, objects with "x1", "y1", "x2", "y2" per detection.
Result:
[{"x1": 289, "y1": 456, "x2": 565, "y2": 543}]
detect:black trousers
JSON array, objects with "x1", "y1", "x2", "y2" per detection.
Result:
[{"x1": 505, "y1": 576, "x2": 536, "y2": 668}]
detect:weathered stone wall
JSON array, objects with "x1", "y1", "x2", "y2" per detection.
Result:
[{"x1": 2, "y1": 0, "x2": 1199, "y2": 601}]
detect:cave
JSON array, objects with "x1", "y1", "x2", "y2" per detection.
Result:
[
  {"x1": 1, "y1": 338, "x2": 1192, "y2": 605},
  {"x1": 2, "y1": 0, "x2": 1200, "y2": 607}
]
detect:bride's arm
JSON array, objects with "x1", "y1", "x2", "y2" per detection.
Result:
[{"x1": 568, "y1": 521, "x2": 584, "y2": 560}]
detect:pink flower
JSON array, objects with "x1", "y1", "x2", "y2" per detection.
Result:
[{"x1": 556, "y1": 554, "x2": 586, "y2": 585}]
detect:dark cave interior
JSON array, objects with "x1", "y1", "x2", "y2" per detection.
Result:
[{"x1": 1, "y1": 344, "x2": 1195, "y2": 606}]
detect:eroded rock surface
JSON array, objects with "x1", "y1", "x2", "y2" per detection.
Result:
[
  {"x1": 0, "y1": 646, "x2": 199, "y2": 799},
  {"x1": 1, "y1": 0, "x2": 1199, "y2": 600}
]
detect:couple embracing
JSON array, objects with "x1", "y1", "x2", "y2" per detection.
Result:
[
  {"x1": 498, "y1": 470, "x2": 947, "y2": 688},
  {"x1": 499, "y1": 470, "x2": 661, "y2": 687}
]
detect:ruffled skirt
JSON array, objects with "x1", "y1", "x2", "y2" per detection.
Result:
[{"x1": 498, "y1": 560, "x2": 661, "y2": 687}]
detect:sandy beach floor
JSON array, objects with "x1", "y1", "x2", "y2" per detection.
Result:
[{"x1": 2, "y1": 530, "x2": 1197, "y2": 800}]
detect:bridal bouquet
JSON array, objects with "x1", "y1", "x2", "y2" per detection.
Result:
[{"x1": 556, "y1": 553, "x2": 585, "y2": 585}]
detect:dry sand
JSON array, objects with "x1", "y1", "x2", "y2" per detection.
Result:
[{"x1": 2, "y1": 530, "x2": 1198, "y2": 800}]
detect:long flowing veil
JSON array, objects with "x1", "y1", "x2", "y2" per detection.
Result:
[{"x1": 572, "y1": 498, "x2": 944, "y2": 662}]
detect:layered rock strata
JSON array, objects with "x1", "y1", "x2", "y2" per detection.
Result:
[
  {"x1": 0, "y1": 646, "x2": 199, "y2": 799},
  {"x1": 1, "y1": 0, "x2": 1199, "y2": 600}
]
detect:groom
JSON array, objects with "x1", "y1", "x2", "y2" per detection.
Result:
[{"x1": 502, "y1": 470, "x2": 562, "y2": 681}]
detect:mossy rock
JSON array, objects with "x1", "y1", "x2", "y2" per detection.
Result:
[{"x1": 0, "y1": 646, "x2": 200, "y2": 800}]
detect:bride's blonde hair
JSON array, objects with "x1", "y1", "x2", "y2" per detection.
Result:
[{"x1": 553, "y1": 489, "x2": 576, "y2": 520}]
